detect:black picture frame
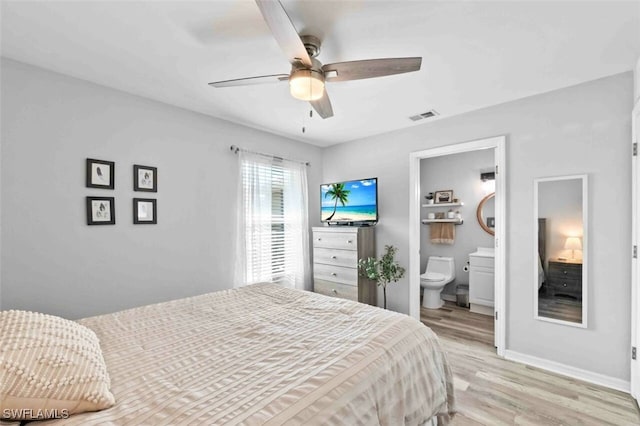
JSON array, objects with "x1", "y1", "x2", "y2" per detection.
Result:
[
  {"x1": 133, "y1": 165, "x2": 157, "y2": 192},
  {"x1": 133, "y1": 198, "x2": 157, "y2": 224},
  {"x1": 86, "y1": 197, "x2": 115, "y2": 225},
  {"x1": 86, "y1": 158, "x2": 115, "y2": 189},
  {"x1": 434, "y1": 190, "x2": 454, "y2": 204}
]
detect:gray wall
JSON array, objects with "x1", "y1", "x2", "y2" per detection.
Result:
[
  {"x1": 0, "y1": 59, "x2": 323, "y2": 319},
  {"x1": 420, "y1": 149, "x2": 495, "y2": 297},
  {"x1": 323, "y1": 72, "x2": 633, "y2": 381}
]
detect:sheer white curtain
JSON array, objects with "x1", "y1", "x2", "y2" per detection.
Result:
[{"x1": 234, "y1": 150, "x2": 310, "y2": 290}]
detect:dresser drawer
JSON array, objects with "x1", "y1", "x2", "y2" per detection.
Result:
[
  {"x1": 313, "y1": 263, "x2": 358, "y2": 286},
  {"x1": 548, "y1": 261, "x2": 581, "y2": 270},
  {"x1": 548, "y1": 267, "x2": 581, "y2": 280},
  {"x1": 313, "y1": 231, "x2": 358, "y2": 251},
  {"x1": 548, "y1": 278, "x2": 581, "y2": 299},
  {"x1": 314, "y1": 247, "x2": 358, "y2": 268},
  {"x1": 314, "y1": 279, "x2": 358, "y2": 302},
  {"x1": 549, "y1": 279, "x2": 580, "y2": 291}
]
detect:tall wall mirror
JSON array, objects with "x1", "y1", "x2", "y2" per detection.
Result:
[{"x1": 534, "y1": 175, "x2": 587, "y2": 327}]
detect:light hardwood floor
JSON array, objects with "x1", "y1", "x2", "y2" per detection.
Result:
[
  {"x1": 538, "y1": 294, "x2": 582, "y2": 324},
  {"x1": 421, "y1": 302, "x2": 640, "y2": 425}
]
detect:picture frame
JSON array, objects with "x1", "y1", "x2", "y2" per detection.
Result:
[
  {"x1": 133, "y1": 165, "x2": 157, "y2": 192},
  {"x1": 133, "y1": 198, "x2": 157, "y2": 224},
  {"x1": 86, "y1": 196, "x2": 115, "y2": 225},
  {"x1": 434, "y1": 190, "x2": 454, "y2": 204},
  {"x1": 86, "y1": 158, "x2": 115, "y2": 189}
]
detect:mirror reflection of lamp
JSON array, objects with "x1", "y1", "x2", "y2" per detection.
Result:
[
  {"x1": 564, "y1": 237, "x2": 582, "y2": 260},
  {"x1": 481, "y1": 171, "x2": 495, "y2": 194}
]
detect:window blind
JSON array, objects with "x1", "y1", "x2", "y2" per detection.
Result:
[{"x1": 238, "y1": 156, "x2": 309, "y2": 288}]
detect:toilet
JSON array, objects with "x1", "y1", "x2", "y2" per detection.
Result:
[{"x1": 421, "y1": 256, "x2": 455, "y2": 309}]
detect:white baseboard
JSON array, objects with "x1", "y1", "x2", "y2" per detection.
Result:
[
  {"x1": 504, "y1": 350, "x2": 630, "y2": 393},
  {"x1": 470, "y1": 303, "x2": 493, "y2": 316}
]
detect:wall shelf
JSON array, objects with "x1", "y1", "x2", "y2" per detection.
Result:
[
  {"x1": 421, "y1": 219, "x2": 464, "y2": 225},
  {"x1": 422, "y1": 202, "x2": 464, "y2": 208}
]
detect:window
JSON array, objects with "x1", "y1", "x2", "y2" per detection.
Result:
[{"x1": 235, "y1": 151, "x2": 310, "y2": 289}]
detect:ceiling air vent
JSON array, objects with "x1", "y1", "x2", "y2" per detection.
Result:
[
  {"x1": 420, "y1": 110, "x2": 439, "y2": 118},
  {"x1": 409, "y1": 109, "x2": 439, "y2": 122}
]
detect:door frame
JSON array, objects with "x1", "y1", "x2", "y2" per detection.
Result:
[
  {"x1": 409, "y1": 135, "x2": 507, "y2": 356},
  {"x1": 631, "y1": 100, "x2": 639, "y2": 402}
]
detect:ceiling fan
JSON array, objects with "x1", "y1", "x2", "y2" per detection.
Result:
[{"x1": 208, "y1": 0, "x2": 422, "y2": 119}]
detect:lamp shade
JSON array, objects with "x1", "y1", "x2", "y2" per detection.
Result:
[
  {"x1": 564, "y1": 237, "x2": 582, "y2": 250},
  {"x1": 289, "y1": 69, "x2": 325, "y2": 101}
]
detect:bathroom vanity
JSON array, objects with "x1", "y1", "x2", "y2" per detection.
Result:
[{"x1": 469, "y1": 247, "x2": 495, "y2": 316}]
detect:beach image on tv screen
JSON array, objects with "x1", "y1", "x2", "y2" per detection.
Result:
[{"x1": 321, "y1": 179, "x2": 377, "y2": 222}]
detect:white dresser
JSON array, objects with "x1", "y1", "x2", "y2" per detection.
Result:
[
  {"x1": 312, "y1": 226, "x2": 376, "y2": 305},
  {"x1": 469, "y1": 247, "x2": 495, "y2": 316}
]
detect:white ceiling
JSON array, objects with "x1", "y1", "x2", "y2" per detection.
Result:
[{"x1": 2, "y1": 1, "x2": 639, "y2": 147}]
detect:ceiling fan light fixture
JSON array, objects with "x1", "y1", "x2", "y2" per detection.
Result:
[{"x1": 289, "y1": 69, "x2": 324, "y2": 101}]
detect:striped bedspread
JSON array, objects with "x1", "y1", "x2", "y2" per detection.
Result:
[{"x1": 41, "y1": 283, "x2": 455, "y2": 425}]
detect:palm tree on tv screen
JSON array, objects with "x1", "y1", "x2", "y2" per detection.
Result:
[{"x1": 325, "y1": 183, "x2": 350, "y2": 221}]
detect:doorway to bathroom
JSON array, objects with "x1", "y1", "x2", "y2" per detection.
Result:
[{"x1": 408, "y1": 136, "x2": 506, "y2": 356}]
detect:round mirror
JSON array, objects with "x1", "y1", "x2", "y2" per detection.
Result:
[{"x1": 477, "y1": 192, "x2": 495, "y2": 236}]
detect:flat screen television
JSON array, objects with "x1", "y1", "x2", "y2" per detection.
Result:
[{"x1": 321, "y1": 178, "x2": 378, "y2": 225}]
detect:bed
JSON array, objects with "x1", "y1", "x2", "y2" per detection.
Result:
[{"x1": 28, "y1": 283, "x2": 455, "y2": 425}]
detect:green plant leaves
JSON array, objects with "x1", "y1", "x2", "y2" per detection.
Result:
[{"x1": 357, "y1": 245, "x2": 405, "y2": 288}]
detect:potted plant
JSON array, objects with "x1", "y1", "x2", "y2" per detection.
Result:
[
  {"x1": 358, "y1": 245, "x2": 406, "y2": 309},
  {"x1": 425, "y1": 192, "x2": 434, "y2": 204}
]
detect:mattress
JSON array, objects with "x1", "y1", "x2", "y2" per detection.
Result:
[{"x1": 41, "y1": 283, "x2": 455, "y2": 425}]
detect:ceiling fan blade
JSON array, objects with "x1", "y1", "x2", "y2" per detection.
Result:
[
  {"x1": 310, "y1": 89, "x2": 334, "y2": 119},
  {"x1": 208, "y1": 74, "x2": 289, "y2": 88},
  {"x1": 255, "y1": 0, "x2": 312, "y2": 67},
  {"x1": 322, "y1": 57, "x2": 422, "y2": 82}
]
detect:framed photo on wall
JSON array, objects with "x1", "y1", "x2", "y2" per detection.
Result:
[
  {"x1": 86, "y1": 196, "x2": 115, "y2": 225},
  {"x1": 133, "y1": 198, "x2": 157, "y2": 224},
  {"x1": 86, "y1": 158, "x2": 115, "y2": 189},
  {"x1": 434, "y1": 190, "x2": 454, "y2": 204},
  {"x1": 134, "y1": 165, "x2": 157, "y2": 192}
]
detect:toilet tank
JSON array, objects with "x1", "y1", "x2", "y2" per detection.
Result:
[{"x1": 427, "y1": 256, "x2": 455, "y2": 277}]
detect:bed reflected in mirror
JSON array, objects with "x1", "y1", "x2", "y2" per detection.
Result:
[{"x1": 534, "y1": 175, "x2": 587, "y2": 327}]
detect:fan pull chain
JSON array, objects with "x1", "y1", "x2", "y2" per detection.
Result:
[{"x1": 302, "y1": 109, "x2": 313, "y2": 133}]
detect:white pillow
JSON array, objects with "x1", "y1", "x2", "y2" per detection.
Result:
[{"x1": 0, "y1": 310, "x2": 115, "y2": 421}]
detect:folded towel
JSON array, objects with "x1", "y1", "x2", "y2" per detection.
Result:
[{"x1": 430, "y1": 223, "x2": 455, "y2": 245}]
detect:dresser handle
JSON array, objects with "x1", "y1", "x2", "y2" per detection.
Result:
[
  {"x1": 331, "y1": 255, "x2": 337, "y2": 259},
  {"x1": 563, "y1": 270, "x2": 567, "y2": 275},
  {"x1": 317, "y1": 238, "x2": 322, "y2": 241},
  {"x1": 347, "y1": 240, "x2": 353, "y2": 244},
  {"x1": 563, "y1": 283, "x2": 567, "y2": 287},
  {"x1": 332, "y1": 289, "x2": 338, "y2": 294},
  {"x1": 331, "y1": 272, "x2": 337, "y2": 276}
]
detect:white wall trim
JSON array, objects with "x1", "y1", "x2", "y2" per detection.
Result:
[
  {"x1": 631, "y1": 94, "x2": 640, "y2": 402},
  {"x1": 505, "y1": 350, "x2": 630, "y2": 393},
  {"x1": 409, "y1": 135, "x2": 506, "y2": 356}
]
